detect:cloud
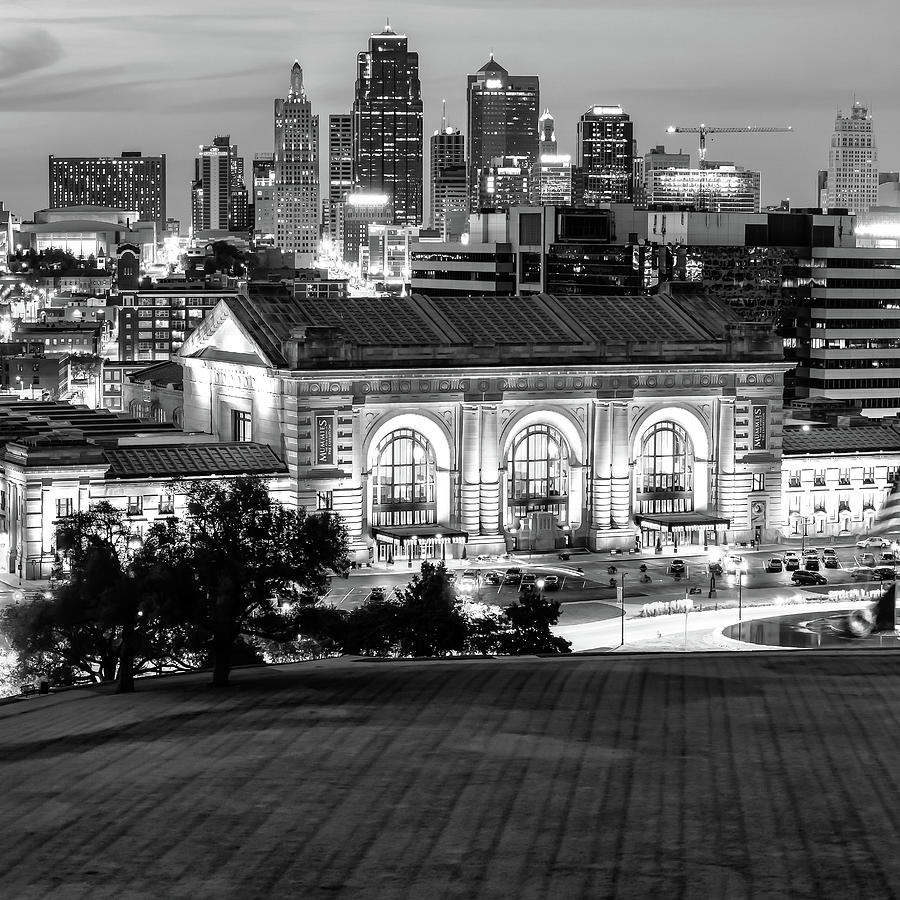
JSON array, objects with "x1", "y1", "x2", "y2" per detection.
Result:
[{"x1": 0, "y1": 27, "x2": 63, "y2": 80}]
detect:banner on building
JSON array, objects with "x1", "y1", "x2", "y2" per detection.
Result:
[
  {"x1": 314, "y1": 414, "x2": 335, "y2": 466},
  {"x1": 752, "y1": 406, "x2": 767, "y2": 450}
]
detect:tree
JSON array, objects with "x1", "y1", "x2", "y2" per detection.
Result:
[
  {"x1": 167, "y1": 476, "x2": 349, "y2": 686},
  {"x1": 501, "y1": 587, "x2": 572, "y2": 654}
]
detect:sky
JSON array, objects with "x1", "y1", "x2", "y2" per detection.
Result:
[{"x1": 1, "y1": 0, "x2": 898, "y2": 226}]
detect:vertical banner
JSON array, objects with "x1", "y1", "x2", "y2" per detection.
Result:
[
  {"x1": 314, "y1": 414, "x2": 335, "y2": 466},
  {"x1": 752, "y1": 406, "x2": 767, "y2": 450}
]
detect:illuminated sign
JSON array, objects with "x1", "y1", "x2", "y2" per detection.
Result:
[
  {"x1": 592, "y1": 105, "x2": 624, "y2": 116},
  {"x1": 484, "y1": 78, "x2": 503, "y2": 89},
  {"x1": 315, "y1": 414, "x2": 335, "y2": 466},
  {"x1": 347, "y1": 194, "x2": 390, "y2": 207},
  {"x1": 752, "y1": 406, "x2": 767, "y2": 450}
]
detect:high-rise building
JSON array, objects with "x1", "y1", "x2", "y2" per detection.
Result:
[
  {"x1": 646, "y1": 164, "x2": 761, "y2": 213},
  {"x1": 274, "y1": 60, "x2": 320, "y2": 264},
  {"x1": 352, "y1": 23, "x2": 424, "y2": 227},
  {"x1": 478, "y1": 157, "x2": 534, "y2": 211},
  {"x1": 538, "y1": 111, "x2": 572, "y2": 205},
  {"x1": 576, "y1": 106, "x2": 634, "y2": 204},
  {"x1": 430, "y1": 121, "x2": 466, "y2": 236},
  {"x1": 190, "y1": 136, "x2": 247, "y2": 233},
  {"x1": 252, "y1": 154, "x2": 276, "y2": 244},
  {"x1": 467, "y1": 56, "x2": 539, "y2": 213},
  {"x1": 826, "y1": 101, "x2": 878, "y2": 214},
  {"x1": 49, "y1": 152, "x2": 166, "y2": 232},
  {"x1": 328, "y1": 114, "x2": 353, "y2": 204}
]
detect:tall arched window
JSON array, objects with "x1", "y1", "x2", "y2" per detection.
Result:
[
  {"x1": 507, "y1": 424, "x2": 569, "y2": 526},
  {"x1": 372, "y1": 429, "x2": 436, "y2": 527},
  {"x1": 636, "y1": 422, "x2": 695, "y2": 514}
]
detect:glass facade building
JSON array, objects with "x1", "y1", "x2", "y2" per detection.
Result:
[
  {"x1": 646, "y1": 166, "x2": 761, "y2": 213},
  {"x1": 352, "y1": 25, "x2": 424, "y2": 227},
  {"x1": 576, "y1": 106, "x2": 634, "y2": 204}
]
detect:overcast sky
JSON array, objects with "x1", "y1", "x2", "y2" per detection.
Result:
[{"x1": 1, "y1": 0, "x2": 898, "y2": 225}]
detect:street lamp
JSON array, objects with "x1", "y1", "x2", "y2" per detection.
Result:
[
  {"x1": 619, "y1": 572, "x2": 626, "y2": 648},
  {"x1": 737, "y1": 562, "x2": 747, "y2": 626},
  {"x1": 536, "y1": 577, "x2": 545, "y2": 599},
  {"x1": 801, "y1": 518, "x2": 810, "y2": 554}
]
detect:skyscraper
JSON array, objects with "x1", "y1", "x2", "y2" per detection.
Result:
[
  {"x1": 352, "y1": 23, "x2": 424, "y2": 227},
  {"x1": 538, "y1": 110, "x2": 572, "y2": 205},
  {"x1": 274, "y1": 60, "x2": 320, "y2": 264},
  {"x1": 322, "y1": 114, "x2": 353, "y2": 250},
  {"x1": 49, "y1": 152, "x2": 166, "y2": 232},
  {"x1": 252, "y1": 154, "x2": 276, "y2": 244},
  {"x1": 467, "y1": 56, "x2": 539, "y2": 212},
  {"x1": 190, "y1": 136, "x2": 247, "y2": 233},
  {"x1": 826, "y1": 101, "x2": 878, "y2": 214},
  {"x1": 430, "y1": 116, "x2": 466, "y2": 235},
  {"x1": 576, "y1": 105, "x2": 634, "y2": 204}
]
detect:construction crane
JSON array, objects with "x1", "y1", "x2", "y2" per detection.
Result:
[{"x1": 666, "y1": 124, "x2": 793, "y2": 164}]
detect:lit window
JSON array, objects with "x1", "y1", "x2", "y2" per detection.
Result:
[{"x1": 752, "y1": 474, "x2": 766, "y2": 492}]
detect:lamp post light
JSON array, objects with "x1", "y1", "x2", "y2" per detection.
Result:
[
  {"x1": 619, "y1": 572, "x2": 626, "y2": 648},
  {"x1": 434, "y1": 533, "x2": 442, "y2": 562},
  {"x1": 737, "y1": 563, "x2": 747, "y2": 627},
  {"x1": 536, "y1": 577, "x2": 545, "y2": 599}
]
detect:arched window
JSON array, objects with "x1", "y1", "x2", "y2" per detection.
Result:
[
  {"x1": 372, "y1": 429, "x2": 436, "y2": 527},
  {"x1": 507, "y1": 424, "x2": 569, "y2": 525},
  {"x1": 636, "y1": 422, "x2": 695, "y2": 514}
]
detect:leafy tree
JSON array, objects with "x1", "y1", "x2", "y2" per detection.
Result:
[
  {"x1": 502, "y1": 587, "x2": 571, "y2": 654},
  {"x1": 163, "y1": 476, "x2": 349, "y2": 686},
  {"x1": 68, "y1": 352, "x2": 102, "y2": 382}
]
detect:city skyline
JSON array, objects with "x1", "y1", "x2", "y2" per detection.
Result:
[{"x1": 1, "y1": 0, "x2": 898, "y2": 225}]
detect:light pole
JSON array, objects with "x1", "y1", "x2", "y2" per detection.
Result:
[
  {"x1": 619, "y1": 572, "x2": 626, "y2": 648},
  {"x1": 536, "y1": 577, "x2": 545, "y2": 600},
  {"x1": 737, "y1": 563, "x2": 747, "y2": 626},
  {"x1": 801, "y1": 518, "x2": 809, "y2": 554}
]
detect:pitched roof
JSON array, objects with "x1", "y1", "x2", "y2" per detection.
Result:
[
  {"x1": 783, "y1": 426, "x2": 900, "y2": 456},
  {"x1": 103, "y1": 442, "x2": 287, "y2": 480},
  {"x1": 128, "y1": 360, "x2": 183, "y2": 387}
]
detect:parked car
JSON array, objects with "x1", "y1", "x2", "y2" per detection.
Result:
[
  {"x1": 792, "y1": 570, "x2": 827, "y2": 586},
  {"x1": 519, "y1": 573, "x2": 537, "y2": 591},
  {"x1": 482, "y1": 570, "x2": 502, "y2": 585},
  {"x1": 859, "y1": 553, "x2": 877, "y2": 568},
  {"x1": 850, "y1": 567, "x2": 877, "y2": 581},
  {"x1": 670, "y1": 559, "x2": 687, "y2": 575},
  {"x1": 543, "y1": 575, "x2": 560, "y2": 591},
  {"x1": 708, "y1": 562, "x2": 724, "y2": 577},
  {"x1": 804, "y1": 558, "x2": 821, "y2": 572},
  {"x1": 822, "y1": 548, "x2": 839, "y2": 569},
  {"x1": 802, "y1": 549, "x2": 819, "y2": 561},
  {"x1": 504, "y1": 567, "x2": 523, "y2": 584},
  {"x1": 873, "y1": 566, "x2": 897, "y2": 581},
  {"x1": 458, "y1": 569, "x2": 480, "y2": 591},
  {"x1": 724, "y1": 555, "x2": 744, "y2": 575},
  {"x1": 880, "y1": 552, "x2": 897, "y2": 564},
  {"x1": 857, "y1": 537, "x2": 890, "y2": 549},
  {"x1": 765, "y1": 557, "x2": 783, "y2": 573},
  {"x1": 785, "y1": 557, "x2": 800, "y2": 571}
]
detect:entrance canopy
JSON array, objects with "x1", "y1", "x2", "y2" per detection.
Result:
[
  {"x1": 635, "y1": 512, "x2": 731, "y2": 532},
  {"x1": 372, "y1": 525, "x2": 468, "y2": 545}
]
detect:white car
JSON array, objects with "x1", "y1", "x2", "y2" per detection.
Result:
[
  {"x1": 724, "y1": 555, "x2": 744, "y2": 574},
  {"x1": 857, "y1": 537, "x2": 890, "y2": 549}
]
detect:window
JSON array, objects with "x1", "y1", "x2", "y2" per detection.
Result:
[
  {"x1": 636, "y1": 422, "x2": 694, "y2": 515},
  {"x1": 316, "y1": 490, "x2": 333, "y2": 511},
  {"x1": 863, "y1": 468, "x2": 875, "y2": 485},
  {"x1": 127, "y1": 496, "x2": 143, "y2": 516},
  {"x1": 373, "y1": 429, "x2": 436, "y2": 527},
  {"x1": 814, "y1": 470, "x2": 826, "y2": 487},
  {"x1": 507, "y1": 424, "x2": 570, "y2": 525},
  {"x1": 55, "y1": 498, "x2": 73, "y2": 519},
  {"x1": 752, "y1": 474, "x2": 766, "y2": 492},
  {"x1": 839, "y1": 469, "x2": 850, "y2": 486},
  {"x1": 158, "y1": 491, "x2": 174, "y2": 515},
  {"x1": 232, "y1": 410, "x2": 252, "y2": 442}
]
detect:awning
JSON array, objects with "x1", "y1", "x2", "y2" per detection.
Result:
[
  {"x1": 635, "y1": 512, "x2": 731, "y2": 531},
  {"x1": 371, "y1": 525, "x2": 468, "y2": 544}
]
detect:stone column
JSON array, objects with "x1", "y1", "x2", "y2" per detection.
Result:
[
  {"x1": 459, "y1": 405, "x2": 481, "y2": 537},
  {"x1": 479, "y1": 405, "x2": 501, "y2": 538},
  {"x1": 590, "y1": 402, "x2": 612, "y2": 536},
  {"x1": 610, "y1": 402, "x2": 631, "y2": 530},
  {"x1": 716, "y1": 398, "x2": 741, "y2": 539}
]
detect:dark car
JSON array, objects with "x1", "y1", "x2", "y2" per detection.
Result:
[
  {"x1": 670, "y1": 559, "x2": 687, "y2": 576},
  {"x1": 708, "y1": 562, "x2": 724, "y2": 577},
  {"x1": 804, "y1": 558, "x2": 820, "y2": 572},
  {"x1": 482, "y1": 570, "x2": 502, "y2": 585},
  {"x1": 519, "y1": 573, "x2": 537, "y2": 592},
  {"x1": 504, "y1": 567, "x2": 523, "y2": 584},
  {"x1": 873, "y1": 566, "x2": 897, "y2": 581},
  {"x1": 542, "y1": 575, "x2": 560, "y2": 591},
  {"x1": 791, "y1": 570, "x2": 827, "y2": 586},
  {"x1": 785, "y1": 556, "x2": 800, "y2": 571}
]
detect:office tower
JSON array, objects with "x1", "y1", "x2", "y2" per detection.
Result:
[
  {"x1": 352, "y1": 23, "x2": 424, "y2": 227},
  {"x1": 430, "y1": 118, "x2": 466, "y2": 235},
  {"x1": 645, "y1": 163, "x2": 760, "y2": 213},
  {"x1": 274, "y1": 60, "x2": 320, "y2": 264},
  {"x1": 538, "y1": 110, "x2": 572, "y2": 205},
  {"x1": 190, "y1": 136, "x2": 247, "y2": 233},
  {"x1": 252, "y1": 154, "x2": 276, "y2": 243},
  {"x1": 467, "y1": 56, "x2": 539, "y2": 212},
  {"x1": 816, "y1": 170, "x2": 829, "y2": 210},
  {"x1": 478, "y1": 157, "x2": 534, "y2": 210},
  {"x1": 49, "y1": 152, "x2": 166, "y2": 232},
  {"x1": 576, "y1": 105, "x2": 634, "y2": 204},
  {"x1": 826, "y1": 101, "x2": 879, "y2": 214},
  {"x1": 322, "y1": 114, "x2": 353, "y2": 250}
]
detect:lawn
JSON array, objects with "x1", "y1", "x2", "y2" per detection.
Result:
[{"x1": 1, "y1": 652, "x2": 898, "y2": 899}]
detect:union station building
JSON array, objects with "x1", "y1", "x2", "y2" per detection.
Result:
[{"x1": 177, "y1": 289, "x2": 792, "y2": 564}]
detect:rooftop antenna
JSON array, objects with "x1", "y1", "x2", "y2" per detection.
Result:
[{"x1": 442, "y1": 99, "x2": 446, "y2": 131}]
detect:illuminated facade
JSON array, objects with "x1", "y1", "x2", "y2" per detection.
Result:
[
  {"x1": 252, "y1": 154, "x2": 276, "y2": 244},
  {"x1": 576, "y1": 106, "x2": 634, "y2": 204},
  {"x1": 538, "y1": 111, "x2": 572, "y2": 205},
  {"x1": 49, "y1": 152, "x2": 166, "y2": 232},
  {"x1": 646, "y1": 165, "x2": 761, "y2": 213},
  {"x1": 352, "y1": 24, "x2": 424, "y2": 227},
  {"x1": 190, "y1": 136, "x2": 247, "y2": 233},
  {"x1": 478, "y1": 157, "x2": 533, "y2": 210},
  {"x1": 826, "y1": 101, "x2": 878, "y2": 214},
  {"x1": 430, "y1": 126, "x2": 466, "y2": 236},
  {"x1": 467, "y1": 57, "x2": 539, "y2": 213},
  {"x1": 323, "y1": 115, "x2": 353, "y2": 250},
  {"x1": 178, "y1": 290, "x2": 788, "y2": 561},
  {"x1": 274, "y1": 61, "x2": 320, "y2": 264},
  {"x1": 342, "y1": 192, "x2": 393, "y2": 264}
]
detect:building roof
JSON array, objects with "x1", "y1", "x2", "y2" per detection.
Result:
[
  {"x1": 128, "y1": 361, "x2": 183, "y2": 388},
  {"x1": 103, "y1": 442, "x2": 287, "y2": 480},
  {"x1": 783, "y1": 426, "x2": 900, "y2": 456}
]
